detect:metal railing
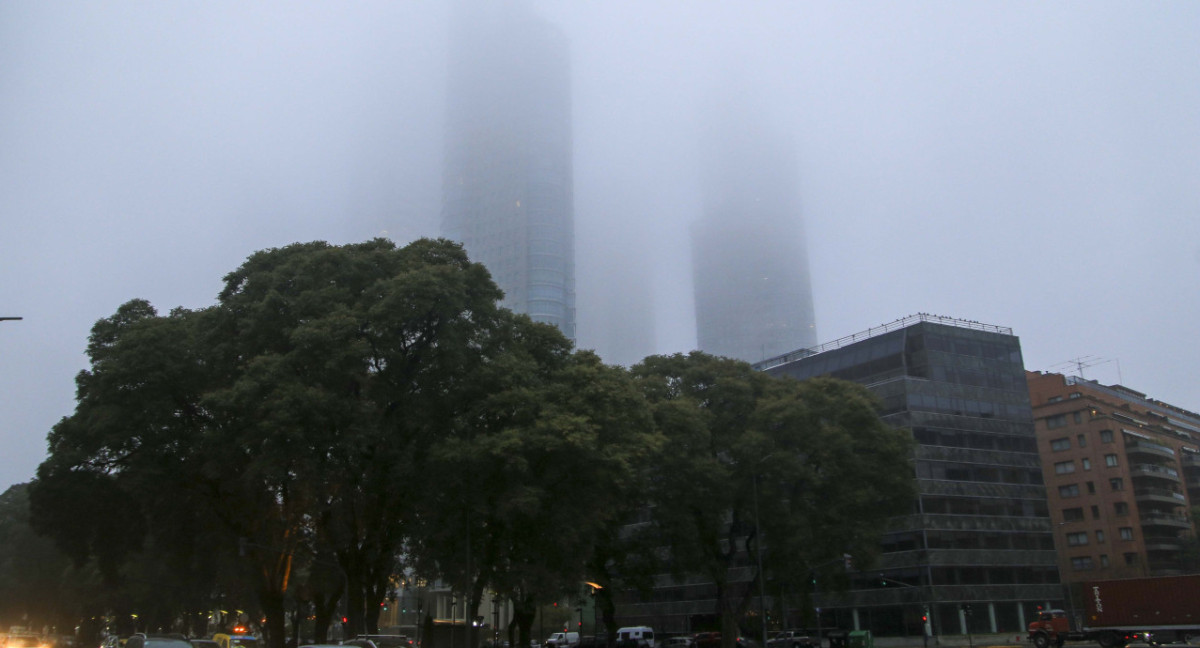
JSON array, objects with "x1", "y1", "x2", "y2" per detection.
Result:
[{"x1": 753, "y1": 313, "x2": 1012, "y2": 371}]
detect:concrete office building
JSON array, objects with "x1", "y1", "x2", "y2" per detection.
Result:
[
  {"x1": 692, "y1": 118, "x2": 816, "y2": 363},
  {"x1": 1027, "y1": 371, "x2": 1200, "y2": 583},
  {"x1": 441, "y1": 1, "x2": 576, "y2": 340},
  {"x1": 755, "y1": 314, "x2": 1062, "y2": 637}
]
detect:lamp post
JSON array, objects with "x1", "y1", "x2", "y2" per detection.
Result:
[
  {"x1": 749, "y1": 452, "x2": 780, "y2": 648},
  {"x1": 753, "y1": 471, "x2": 768, "y2": 648}
]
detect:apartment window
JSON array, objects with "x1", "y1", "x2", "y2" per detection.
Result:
[
  {"x1": 1082, "y1": 458, "x2": 1092, "y2": 470},
  {"x1": 1078, "y1": 433, "x2": 1088, "y2": 448},
  {"x1": 1048, "y1": 396, "x2": 1064, "y2": 404},
  {"x1": 1059, "y1": 484, "x2": 1081, "y2": 498},
  {"x1": 1066, "y1": 532, "x2": 1089, "y2": 546},
  {"x1": 1101, "y1": 430, "x2": 1114, "y2": 443},
  {"x1": 1047, "y1": 414, "x2": 1068, "y2": 429},
  {"x1": 1114, "y1": 502, "x2": 1130, "y2": 516},
  {"x1": 1091, "y1": 505, "x2": 1101, "y2": 519},
  {"x1": 1110, "y1": 477, "x2": 1124, "y2": 491},
  {"x1": 1055, "y1": 461, "x2": 1076, "y2": 475},
  {"x1": 1071, "y1": 556, "x2": 1095, "y2": 570},
  {"x1": 1100, "y1": 554, "x2": 1110, "y2": 567},
  {"x1": 1096, "y1": 530, "x2": 1106, "y2": 543},
  {"x1": 1105, "y1": 454, "x2": 1119, "y2": 467},
  {"x1": 1070, "y1": 392, "x2": 1082, "y2": 399},
  {"x1": 1124, "y1": 553, "x2": 1138, "y2": 565},
  {"x1": 1119, "y1": 527, "x2": 1134, "y2": 541},
  {"x1": 1062, "y1": 507, "x2": 1085, "y2": 522},
  {"x1": 1086, "y1": 481, "x2": 1096, "y2": 494},
  {"x1": 1074, "y1": 412, "x2": 1083, "y2": 424},
  {"x1": 1051, "y1": 437, "x2": 1071, "y2": 451}
]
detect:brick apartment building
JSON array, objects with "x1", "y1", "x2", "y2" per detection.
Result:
[{"x1": 1027, "y1": 371, "x2": 1200, "y2": 583}]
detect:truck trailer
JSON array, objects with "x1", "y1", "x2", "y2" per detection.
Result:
[{"x1": 1027, "y1": 575, "x2": 1200, "y2": 648}]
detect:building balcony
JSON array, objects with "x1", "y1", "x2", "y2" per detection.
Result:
[
  {"x1": 1143, "y1": 539, "x2": 1183, "y2": 553},
  {"x1": 1133, "y1": 486, "x2": 1188, "y2": 506},
  {"x1": 1139, "y1": 511, "x2": 1192, "y2": 530},
  {"x1": 1125, "y1": 439, "x2": 1177, "y2": 461},
  {"x1": 1129, "y1": 463, "x2": 1182, "y2": 483},
  {"x1": 1181, "y1": 452, "x2": 1200, "y2": 468}
]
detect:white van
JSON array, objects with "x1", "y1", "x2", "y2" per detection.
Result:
[
  {"x1": 617, "y1": 627, "x2": 655, "y2": 648},
  {"x1": 546, "y1": 633, "x2": 580, "y2": 648}
]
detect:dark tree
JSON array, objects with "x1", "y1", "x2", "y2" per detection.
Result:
[{"x1": 632, "y1": 352, "x2": 915, "y2": 647}]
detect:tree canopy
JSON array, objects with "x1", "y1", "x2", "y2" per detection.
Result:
[
  {"x1": 27, "y1": 239, "x2": 916, "y2": 648},
  {"x1": 632, "y1": 352, "x2": 916, "y2": 646}
]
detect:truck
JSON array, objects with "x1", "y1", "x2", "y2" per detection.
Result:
[{"x1": 1027, "y1": 574, "x2": 1200, "y2": 648}]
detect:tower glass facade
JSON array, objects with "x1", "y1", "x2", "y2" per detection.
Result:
[
  {"x1": 692, "y1": 119, "x2": 816, "y2": 363},
  {"x1": 441, "y1": 1, "x2": 576, "y2": 340},
  {"x1": 756, "y1": 314, "x2": 1063, "y2": 637}
]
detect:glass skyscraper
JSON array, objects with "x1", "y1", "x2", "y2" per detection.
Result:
[
  {"x1": 692, "y1": 117, "x2": 816, "y2": 363},
  {"x1": 441, "y1": 1, "x2": 576, "y2": 340}
]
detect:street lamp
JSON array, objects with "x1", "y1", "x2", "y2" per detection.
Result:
[
  {"x1": 750, "y1": 452, "x2": 781, "y2": 648},
  {"x1": 753, "y1": 471, "x2": 769, "y2": 648}
]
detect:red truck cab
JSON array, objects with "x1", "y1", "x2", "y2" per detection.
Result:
[{"x1": 1028, "y1": 609, "x2": 1070, "y2": 648}]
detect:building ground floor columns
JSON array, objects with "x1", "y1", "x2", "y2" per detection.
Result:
[{"x1": 823, "y1": 598, "x2": 1061, "y2": 638}]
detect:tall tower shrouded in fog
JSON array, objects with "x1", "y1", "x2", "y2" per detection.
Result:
[
  {"x1": 692, "y1": 116, "x2": 817, "y2": 363},
  {"x1": 441, "y1": 1, "x2": 576, "y2": 341}
]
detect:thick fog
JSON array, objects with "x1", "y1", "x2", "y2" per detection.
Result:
[{"x1": 2, "y1": 1, "x2": 1198, "y2": 490}]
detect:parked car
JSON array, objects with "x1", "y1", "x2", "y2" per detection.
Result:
[
  {"x1": 125, "y1": 636, "x2": 191, "y2": 648},
  {"x1": 342, "y1": 637, "x2": 413, "y2": 648},
  {"x1": 766, "y1": 631, "x2": 815, "y2": 648},
  {"x1": 691, "y1": 634, "x2": 720, "y2": 648},
  {"x1": 665, "y1": 638, "x2": 692, "y2": 648}
]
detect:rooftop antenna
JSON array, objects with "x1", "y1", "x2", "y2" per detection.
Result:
[{"x1": 1050, "y1": 355, "x2": 1117, "y2": 381}]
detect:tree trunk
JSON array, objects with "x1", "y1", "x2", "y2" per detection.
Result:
[
  {"x1": 313, "y1": 587, "x2": 342, "y2": 642},
  {"x1": 512, "y1": 595, "x2": 537, "y2": 648},
  {"x1": 598, "y1": 590, "x2": 617, "y2": 648},
  {"x1": 259, "y1": 587, "x2": 288, "y2": 648},
  {"x1": 342, "y1": 558, "x2": 366, "y2": 638}
]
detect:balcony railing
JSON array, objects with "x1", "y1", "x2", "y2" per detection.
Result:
[
  {"x1": 1139, "y1": 511, "x2": 1192, "y2": 529},
  {"x1": 1133, "y1": 487, "x2": 1187, "y2": 504},
  {"x1": 1125, "y1": 439, "x2": 1177, "y2": 459},
  {"x1": 1130, "y1": 463, "x2": 1181, "y2": 482}
]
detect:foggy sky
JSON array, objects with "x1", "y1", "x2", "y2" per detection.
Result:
[{"x1": 2, "y1": 1, "x2": 1198, "y2": 491}]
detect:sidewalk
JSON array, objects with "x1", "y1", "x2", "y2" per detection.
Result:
[{"x1": 867, "y1": 634, "x2": 1032, "y2": 648}]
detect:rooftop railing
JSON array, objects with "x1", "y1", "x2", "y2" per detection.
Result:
[{"x1": 753, "y1": 313, "x2": 1012, "y2": 371}]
